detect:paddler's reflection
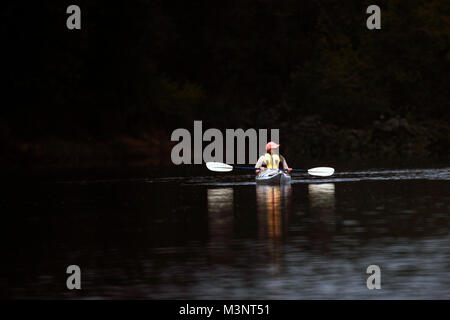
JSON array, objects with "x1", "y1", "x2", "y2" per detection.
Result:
[
  {"x1": 207, "y1": 188, "x2": 234, "y2": 246},
  {"x1": 256, "y1": 185, "x2": 292, "y2": 241},
  {"x1": 256, "y1": 185, "x2": 292, "y2": 271},
  {"x1": 308, "y1": 183, "x2": 336, "y2": 228}
]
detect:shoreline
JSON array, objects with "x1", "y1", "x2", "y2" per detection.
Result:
[{"x1": 1, "y1": 117, "x2": 448, "y2": 176}]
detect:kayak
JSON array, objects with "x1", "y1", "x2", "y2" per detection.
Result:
[{"x1": 255, "y1": 169, "x2": 291, "y2": 185}]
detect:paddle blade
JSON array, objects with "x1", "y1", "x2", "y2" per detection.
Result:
[
  {"x1": 307, "y1": 167, "x2": 335, "y2": 177},
  {"x1": 206, "y1": 162, "x2": 233, "y2": 172}
]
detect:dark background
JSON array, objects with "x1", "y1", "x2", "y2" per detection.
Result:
[
  {"x1": 1, "y1": 1, "x2": 449, "y2": 301},
  {"x1": 1, "y1": 0, "x2": 449, "y2": 171}
]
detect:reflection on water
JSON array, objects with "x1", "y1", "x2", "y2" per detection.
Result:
[
  {"x1": 308, "y1": 183, "x2": 336, "y2": 230},
  {"x1": 2, "y1": 167, "x2": 450, "y2": 299},
  {"x1": 207, "y1": 188, "x2": 233, "y2": 246},
  {"x1": 256, "y1": 185, "x2": 292, "y2": 241},
  {"x1": 308, "y1": 183, "x2": 335, "y2": 209},
  {"x1": 255, "y1": 185, "x2": 292, "y2": 271}
]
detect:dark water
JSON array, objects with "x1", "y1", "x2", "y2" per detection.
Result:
[{"x1": 2, "y1": 167, "x2": 450, "y2": 299}]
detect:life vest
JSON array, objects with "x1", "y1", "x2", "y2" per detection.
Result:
[{"x1": 263, "y1": 153, "x2": 281, "y2": 169}]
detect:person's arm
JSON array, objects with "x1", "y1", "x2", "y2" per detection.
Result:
[
  {"x1": 255, "y1": 156, "x2": 265, "y2": 173},
  {"x1": 281, "y1": 156, "x2": 292, "y2": 172}
]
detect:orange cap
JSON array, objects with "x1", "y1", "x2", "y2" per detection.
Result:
[{"x1": 266, "y1": 141, "x2": 280, "y2": 151}]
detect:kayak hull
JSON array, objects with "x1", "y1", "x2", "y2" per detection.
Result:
[{"x1": 255, "y1": 169, "x2": 291, "y2": 185}]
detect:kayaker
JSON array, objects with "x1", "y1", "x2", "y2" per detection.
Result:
[{"x1": 255, "y1": 142, "x2": 292, "y2": 173}]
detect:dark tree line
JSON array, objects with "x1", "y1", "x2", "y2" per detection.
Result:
[{"x1": 1, "y1": 0, "x2": 449, "y2": 164}]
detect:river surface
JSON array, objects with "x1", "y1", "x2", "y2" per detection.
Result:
[{"x1": 2, "y1": 166, "x2": 449, "y2": 299}]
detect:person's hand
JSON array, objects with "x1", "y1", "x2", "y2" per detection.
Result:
[
  {"x1": 287, "y1": 168, "x2": 292, "y2": 173},
  {"x1": 255, "y1": 168, "x2": 261, "y2": 173}
]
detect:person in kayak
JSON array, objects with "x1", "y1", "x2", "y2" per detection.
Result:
[{"x1": 255, "y1": 142, "x2": 292, "y2": 173}]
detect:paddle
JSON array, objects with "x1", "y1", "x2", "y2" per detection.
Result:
[{"x1": 206, "y1": 162, "x2": 335, "y2": 177}]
